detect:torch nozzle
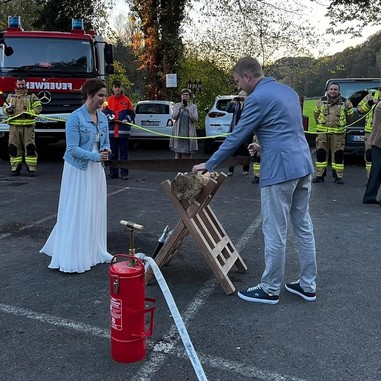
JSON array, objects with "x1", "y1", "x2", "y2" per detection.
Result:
[
  {"x1": 158, "y1": 225, "x2": 171, "y2": 243},
  {"x1": 120, "y1": 220, "x2": 144, "y2": 230}
]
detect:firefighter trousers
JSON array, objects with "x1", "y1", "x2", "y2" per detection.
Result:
[
  {"x1": 8, "y1": 125, "x2": 38, "y2": 173},
  {"x1": 315, "y1": 133, "x2": 345, "y2": 179},
  {"x1": 364, "y1": 132, "x2": 372, "y2": 178},
  {"x1": 252, "y1": 158, "x2": 261, "y2": 178}
]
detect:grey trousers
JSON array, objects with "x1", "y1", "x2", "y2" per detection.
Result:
[{"x1": 259, "y1": 175, "x2": 317, "y2": 295}]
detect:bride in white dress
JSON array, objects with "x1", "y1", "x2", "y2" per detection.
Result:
[{"x1": 40, "y1": 79, "x2": 113, "y2": 273}]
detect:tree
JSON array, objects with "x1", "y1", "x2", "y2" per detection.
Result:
[
  {"x1": 123, "y1": 0, "x2": 326, "y2": 99},
  {"x1": 0, "y1": 0, "x2": 116, "y2": 33},
  {"x1": 184, "y1": 0, "x2": 322, "y2": 70},
  {"x1": 177, "y1": 50, "x2": 236, "y2": 129},
  {"x1": 324, "y1": 0, "x2": 381, "y2": 36},
  {"x1": 32, "y1": 0, "x2": 114, "y2": 34},
  {"x1": 0, "y1": 1, "x2": 42, "y2": 30},
  {"x1": 110, "y1": 12, "x2": 146, "y2": 100},
  {"x1": 108, "y1": 60, "x2": 133, "y2": 93},
  {"x1": 128, "y1": 0, "x2": 187, "y2": 99},
  {"x1": 112, "y1": 37, "x2": 145, "y2": 101}
]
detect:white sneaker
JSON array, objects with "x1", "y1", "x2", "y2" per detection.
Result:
[
  {"x1": 227, "y1": 172, "x2": 233, "y2": 176},
  {"x1": 242, "y1": 171, "x2": 248, "y2": 176}
]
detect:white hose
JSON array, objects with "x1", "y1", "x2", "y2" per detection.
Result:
[{"x1": 136, "y1": 253, "x2": 208, "y2": 381}]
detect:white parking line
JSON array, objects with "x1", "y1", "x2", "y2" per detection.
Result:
[
  {"x1": 107, "y1": 185, "x2": 157, "y2": 197},
  {"x1": 0, "y1": 186, "x2": 155, "y2": 240},
  {"x1": 0, "y1": 191, "x2": 304, "y2": 380},
  {"x1": 131, "y1": 216, "x2": 264, "y2": 381},
  {"x1": 176, "y1": 350, "x2": 306, "y2": 381},
  {"x1": 0, "y1": 300, "x2": 305, "y2": 381},
  {"x1": 0, "y1": 303, "x2": 109, "y2": 339},
  {"x1": 132, "y1": 278, "x2": 218, "y2": 380},
  {"x1": 0, "y1": 214, "x2": 57, "y2": 240}
]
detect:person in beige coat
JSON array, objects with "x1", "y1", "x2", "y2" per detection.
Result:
[
  {"x1": 170, "y1": 88, "x2": 198, "y2": 159},
  {"x1": 363, "y1": 101, "x2": 381, "y2": 204}
]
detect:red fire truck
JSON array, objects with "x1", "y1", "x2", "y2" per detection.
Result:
[{"x1": 0, "y1": 16, "x2": 114, "y2": 159}]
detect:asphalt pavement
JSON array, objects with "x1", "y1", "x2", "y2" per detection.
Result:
[{"x1": 0, "y1": 141, "x2": 380, "y2": 381}]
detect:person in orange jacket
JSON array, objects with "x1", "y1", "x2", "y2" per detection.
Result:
[{"x1": 103, "y1": 80, "x2": 135, "y2": 180}]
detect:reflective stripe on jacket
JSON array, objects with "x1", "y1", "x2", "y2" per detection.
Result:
[
  {"x1": 314, "y1": 96, "x2": 353, "y2": 134},
  {"x1": 3, "y1": 92, "x2": 42, "y2": 126},
  {"x1": 357, "y1": 90, "x2": 380, "y2": 133}
]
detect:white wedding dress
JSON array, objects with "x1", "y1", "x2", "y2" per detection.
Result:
[{"x1": 40, "y1": 135, "x2": 113, "y2": 272}]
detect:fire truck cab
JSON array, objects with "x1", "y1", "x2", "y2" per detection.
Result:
[{"x1": 0, "y1": 16, "x2": 114, "y2": 159}]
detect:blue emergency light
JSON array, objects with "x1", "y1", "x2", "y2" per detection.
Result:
[
  {"x1": 8, "y1": 16, "x2": 21, "y2": 28},
  {"x1": 72, "y1": 19, "x2": 84, "y2": 30}
]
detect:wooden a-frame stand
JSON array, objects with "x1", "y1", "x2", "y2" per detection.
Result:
[{"x1": 146, "y1": 173, "x2": 247, "y2": 295}]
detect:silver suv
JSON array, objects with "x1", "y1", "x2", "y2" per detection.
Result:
[{"x1": 204, "y1": 95, "x2": 235, "y2": 153}]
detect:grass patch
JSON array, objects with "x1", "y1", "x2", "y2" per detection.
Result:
[{"x1": 303, "y1": 98, "x2": 318, "y2": 133}]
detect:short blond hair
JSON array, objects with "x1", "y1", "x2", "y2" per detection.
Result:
[
  {"x1": 180, "y1": 88, "x2": 193, "y2": 97},
  {"x1": 233, "y1": 57, "x2": 263, "y2": 78}
]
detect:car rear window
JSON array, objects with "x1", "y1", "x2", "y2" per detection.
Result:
[
  {"x1": 136, "y1": 103, "x2": 170, "y2": 114},
  {"x1": 215, "y1": 99, "x2": 233, "y2": 111}
]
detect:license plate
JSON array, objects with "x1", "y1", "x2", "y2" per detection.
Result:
[
  {"x1": 210, "y1": 125, "x2": 228, "y2": 133},
  {"x1": 350, "y1": 135, "x2": 365, "y2": 142},
  {"x1": 141, "y1": 120, "x2": 159, "y2": 127}
]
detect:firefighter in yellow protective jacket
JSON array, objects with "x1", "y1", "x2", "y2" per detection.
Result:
[
  {"x1": 357, "y1": 89, "x2": 380, "y2": 178},
  {"x1": 3, "y1": 77, "x2": 42, "y2": 176},
  {"x1": 313, "y1": 82, "x2": 353, "y2": 184}
]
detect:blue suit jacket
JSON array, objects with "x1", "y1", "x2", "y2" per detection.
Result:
[{"x1": 206, "y1": 77, "x2": 314, "y2": 186}]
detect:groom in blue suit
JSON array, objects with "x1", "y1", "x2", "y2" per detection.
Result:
[{"x1": 193, "y1": 57, "x2": 317, "y2": 304}]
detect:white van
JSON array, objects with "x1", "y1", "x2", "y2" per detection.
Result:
[{"x1": 131, "y1": 100, "x2": 175, "y2": 141}]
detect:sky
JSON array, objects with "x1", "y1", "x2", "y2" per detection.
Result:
[
  {"x1": 306, "y1": 1, "x2": 375, "y2": 55},
  {"x1": 111, "y1": 0, "x2": 376, "y2": 56}
]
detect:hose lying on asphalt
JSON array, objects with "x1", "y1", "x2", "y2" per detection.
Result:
[{"x1": 135, "y1": 253, "x2": 208, "y2": 381}]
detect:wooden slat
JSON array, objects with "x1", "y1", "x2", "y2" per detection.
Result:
[{"x1": 145, "y1": 175, "x2": 247, "y2": 295}]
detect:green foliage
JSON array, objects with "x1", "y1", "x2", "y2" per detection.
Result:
[
  {"x1": 5, "y1": 0, "x2": 380, "y2": 105},
  {"x1": 184, "y1": 0, "x2": 319, "y2": 69},
  {"x1": 326, "y1": 0, "x2": 381, "y2": 36},
  {"x1": 0, "y1": 0, "x2": 113, "y2": 34},
  {"x1": 108, "y1": 60, "x2": 132, "y2": 93},
  {"x1": 0, "y1": 3, "x2": 42, "y2": 30},
  {"x1": 32, "y1": 0, "x2": 113, "y2": 34},
  {"x1": 269, "y1": 31, "x2": 381, "y2": 97},
  {"x1": 111, "y1": 37, "x2": 145, "y2": 101},
  {"x1": 129, "y1": 0, "x2": 188, "y2": 99},
  {"x1": 176, "y1": 53, "x2": 236, "y2": 131}
]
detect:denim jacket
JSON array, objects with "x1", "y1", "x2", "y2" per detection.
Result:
[{"x1": 63, "y1": 104, "x2": 110, "y2": 170}]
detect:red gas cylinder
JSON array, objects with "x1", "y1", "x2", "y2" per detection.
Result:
[{"x1": 109, "y1": 254, "x2": 155, "y2": 363}]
